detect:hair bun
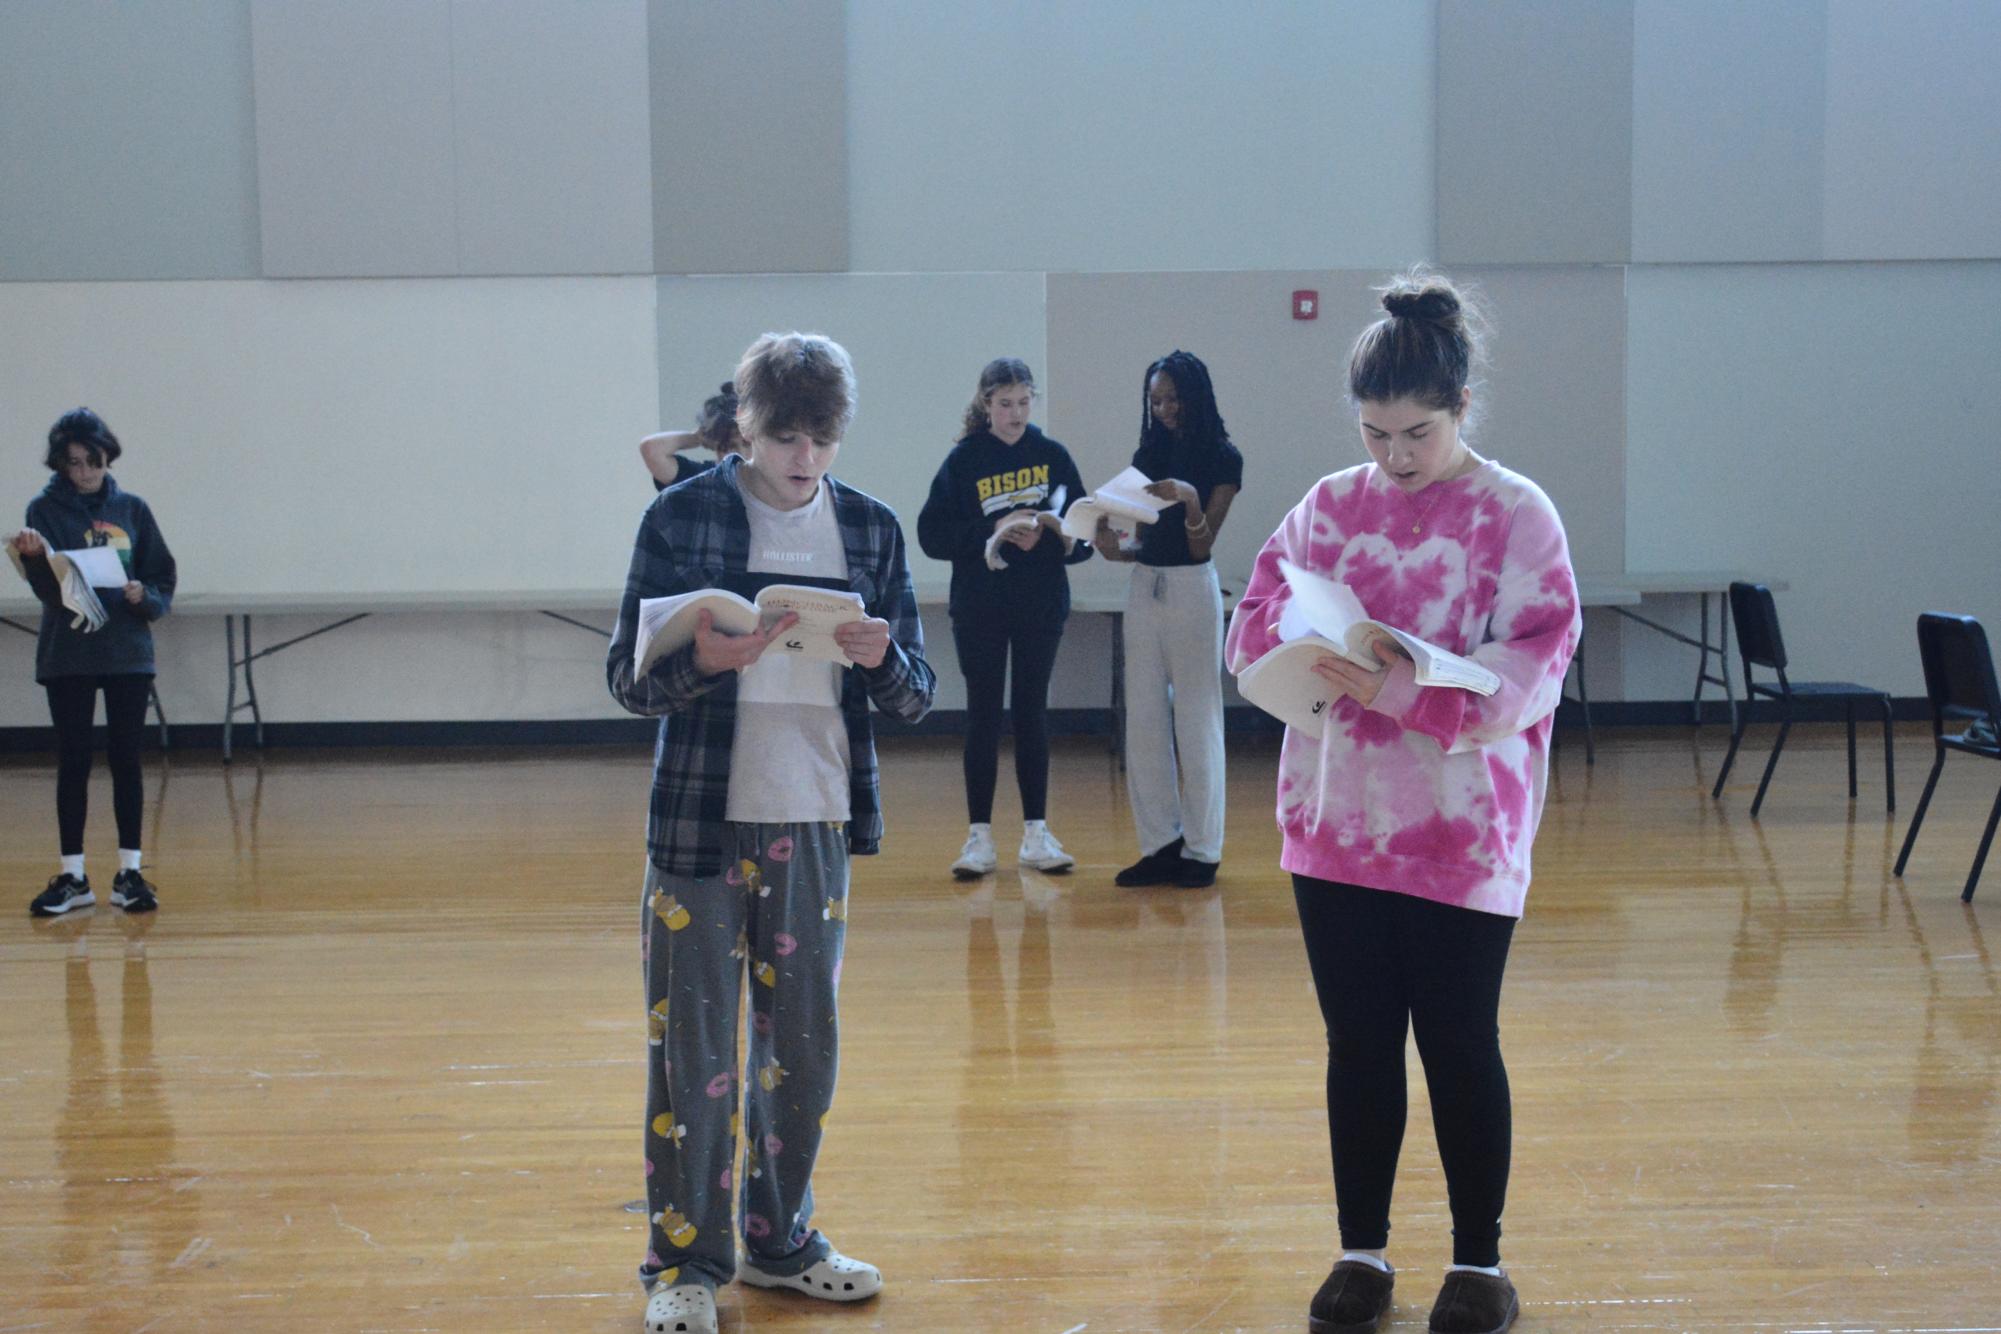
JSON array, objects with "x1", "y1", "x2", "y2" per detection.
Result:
[{"x1": 1383, "y1": 286, "x2": 1460, "y2": 324}]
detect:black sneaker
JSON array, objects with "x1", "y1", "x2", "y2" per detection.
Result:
[
  {"x1": 1114, "y1": 837, "x2": 1185, "y2": 888},
  {"x1": 110, "y1": 869, "x2": 158, "y2": 913},
  {"x1": 30, "y1": 873, "x2": 95, "y2": 917},
  {"x1": 1175, "y1": 858, "x2": 1219, "y2": 889}
]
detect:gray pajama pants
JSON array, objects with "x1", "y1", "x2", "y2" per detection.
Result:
[{"x1": 638, "y1": 821, "x2": 848, "y2": 1291}]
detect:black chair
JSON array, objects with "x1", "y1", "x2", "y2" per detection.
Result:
[
  {"x1": 1894, "y1": 613, "x2": 2001, "y2": 902},
  {"x1": 1710, "y1": 582, "x2": 1894, "y2": 817}
]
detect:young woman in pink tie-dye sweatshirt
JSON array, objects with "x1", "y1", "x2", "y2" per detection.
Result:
[{"x1": 1225, "y1": 273, "x2": 1579, "y2": 1334}]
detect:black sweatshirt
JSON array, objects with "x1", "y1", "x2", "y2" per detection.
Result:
[
  {"x1": 19, "y1": 474, "x2": 176, "y2": 682},
  {"x1": 917, "y1": 425, "x2": 1092, "y2": 621}
]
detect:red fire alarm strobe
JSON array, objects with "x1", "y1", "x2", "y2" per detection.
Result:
[{"x1": 1292, "y1": 289, "x2": 1319, "y2": 320}]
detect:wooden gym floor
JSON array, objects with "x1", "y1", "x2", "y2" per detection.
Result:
[{"x1": 0, "y1": 726, "x2": 1995, "y2": 1331}]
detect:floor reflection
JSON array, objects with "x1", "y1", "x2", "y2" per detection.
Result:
[{"x1": 46, "y1": 912, "x2": 205, "y2": 1297}]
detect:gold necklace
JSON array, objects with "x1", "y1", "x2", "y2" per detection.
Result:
[{"x1": 1404, "y1": 485, "x2": 1444, "y2": 535}]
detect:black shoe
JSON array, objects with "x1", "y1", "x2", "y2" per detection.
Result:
[
  {"x1": 1427, "y1": 1269, "x2": 1517, "y2": 1334},
  {"x1": 1175, "y1": 857, "x2": 1218, "y2": 888},
  {"x1": 1114, "y1": 837, "x2": 1184, "y2": 887},
  {"x1": 1310, "y1": 1259, "x2": 1395, "y2": 1333},
  {"x1": 31, "y1": 873, "x2": 95, "y2": 917},
  {"x1": 111, "y1": 869, "x2": 158, "y2": 913}
]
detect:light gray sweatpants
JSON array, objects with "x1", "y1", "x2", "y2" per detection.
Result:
[
  {"x1": 638, "y1": 821, "x2": 848, "y2": 1291},
  {"x1": 1122, "y1": 561, "x2": 1227, "y2": 864}
]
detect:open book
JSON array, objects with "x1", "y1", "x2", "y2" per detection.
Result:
[
  {"x1": 982, "y1": 486, "x2": 1069, "y2": 570},
  {"x1": 634, "y1": 584, "x2": 867, "y2": 676},
  {"x1": 1235, "y1": 558, "x2": 1499, "y2": 737},
  {"x1": 1058, "y1": 467, "x2": 1173, "y2": 541},
  {"x1": 4, "y1": 531, "x2": 124, "y2": 632}
]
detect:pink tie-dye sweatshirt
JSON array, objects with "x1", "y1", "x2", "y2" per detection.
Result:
[{"x1": 1224, "y1": 460, "x2": 1580, "y2": 918}]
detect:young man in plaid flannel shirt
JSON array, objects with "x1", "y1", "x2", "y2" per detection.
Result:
[{"x1": 608, "y1": 333, "x2": 934, "y2": 1334}]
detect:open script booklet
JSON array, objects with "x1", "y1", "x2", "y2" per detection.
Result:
[
  {"x1": 634, "y1": 584, "x2": 867, "y2": 677},
  {"x1": 1057, "y1": 467, "x2": 1174, "y2": 541},
  {"x1": 1234, "y1": 558, "x2": 1500, "y2": 736},
  {"x1": 4, "y1": 531, "x2": 126, "y2": 632}
]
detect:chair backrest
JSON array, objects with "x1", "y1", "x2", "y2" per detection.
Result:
[
  {"x1": 1916, "y1": 612, "x2": 2001, "y2": 729},
  {"x1": 1729, "y1": 582, "x2": 1787, "y2": 673}
]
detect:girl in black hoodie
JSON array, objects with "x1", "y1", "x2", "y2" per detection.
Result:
[
  {"x1": 918, "y1": 359, "x2": 1091, "y2": 878},
  {"x1": 8, "y1": 409, "x2": 176, "y2": 917}
]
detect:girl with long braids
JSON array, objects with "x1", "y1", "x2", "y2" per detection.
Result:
[
  {"x1": 1091, "y1": 350, "x2": 1243, "y2": 889},
  {"x1": 1225, "y1": 271, "x2": 1578, "y2": 1334},
  {"x1": 918, "y1": 358, "x2": 1092, "y2": 878}
]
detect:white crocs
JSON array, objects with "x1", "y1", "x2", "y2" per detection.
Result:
[
  {"x1": 645, "y1": 1281, "x2": 717, "y2": 1334},
  {"x1": 740, "y1": 1249, "x2": 883, "y2": 1302}
]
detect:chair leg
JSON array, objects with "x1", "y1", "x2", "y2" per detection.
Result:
[
  {"x1": 1750, "y1": 715, "x2": 1791, "y2": 818},
  {"x1": 1845, "y1": 702, "x2": 1857, "y2": 799},
  {"x1": 1880, "y1": 696, "x2": 1895, "y2": 813},
  {"x1": 1711, "y1": 715, "x2": 1748, "y2": 800},
  {"x1": 1965, "y1": 784, "x2": 2001, "y2": 903},
  {"x1": 1894, "y1": 750, "x2": 1946, "y2": 876}
]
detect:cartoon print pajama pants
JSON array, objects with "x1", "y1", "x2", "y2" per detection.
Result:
[{"x1": 638, "y1": 820, "x2": 848, "y2": 1291}]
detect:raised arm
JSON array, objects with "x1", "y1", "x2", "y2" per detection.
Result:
[{"x1": 639, "y1": 431, "x2": 705, "y2": 488}]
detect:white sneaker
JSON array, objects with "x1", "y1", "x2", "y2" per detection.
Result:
[
  {"x1": 951, "y1": 823, "x2": 997, "y2": 879},
  {"x1": 1018, "y1": 820, "x2": 1074, "y2": 872},
  {"x1": 645, "y1": 1282, "x2": 716, "y2": 1334},
  {"x1": 740, "y1": 1249, "x2": 882, "y2": 1302}
]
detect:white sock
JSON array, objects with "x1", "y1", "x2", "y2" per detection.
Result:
[
  {"x1": 119, "y1": 848, "x2": 143, "y2": 872},
  {"x1": 1341, "y1": 1251, "x2": 1392, "y2": 1273},
  {"x1": 1023, "y1": 819, "x2": 1046, "y2": 834},
  {"x1": 61, "y1": 854, "x2": 85, "y2": 880},
  {"x1": 1449, "y1": 1263, "x2": 1503, "y2": 1277},
  {"x1": 969, "y1": 822, "x2": 991, "y2": 836}
]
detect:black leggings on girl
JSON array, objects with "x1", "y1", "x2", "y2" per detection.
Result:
[
  {"x1": 951, "y1": 614, "x2": 1065, "y2": 824},
  {"x1": 45, "y1": 674, "x2": 152, "y2": 857},
  {"x1": 1292, "y1": 875, "x2": 1516, "y2": 1268}
]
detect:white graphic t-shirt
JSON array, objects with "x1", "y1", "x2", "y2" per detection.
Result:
[{"x1": 727, "y1": 479, "x2": 852, "y2": 823}]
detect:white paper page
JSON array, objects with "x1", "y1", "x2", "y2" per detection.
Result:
[
  {"x1": 1375, "y1": 626, "x2": 1501, "y2": 695},
  {"x1": 59, "y1": 546, "x2": 129, "y2": 589},
  {"x1": 754, "y1": 586, "x2": 867, "y2": 664},
  {"x1": 1235, "y1": 638, "x2": 1339, "y2": 736},
  {"x1": 983, "y1": 511, "x2": 1040, "y2": 570},
  {"x1": 634, "y1": 590, "x2": 758, "y2": 676},
  {"x1": 1097, "y1": 466, "x2": 1170, "y2": 514}
]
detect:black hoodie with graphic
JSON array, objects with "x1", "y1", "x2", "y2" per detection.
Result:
[
  {"x1": 917, "y1": 425, "x2": 1092, "y2": 621},
  {"x1": 18, "y1": 474, "x2": 176, "y2": 681}
]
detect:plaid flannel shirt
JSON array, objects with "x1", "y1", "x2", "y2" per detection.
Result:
[{"x1": 606, "y1": 456, "x2": 936, "y2": 877}]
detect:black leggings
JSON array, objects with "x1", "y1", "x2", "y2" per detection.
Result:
[
  {"x1": 1293, "y1": 876, "x2": 1516, "y2": 1267},
  {"x1": 45, "y1": 674, "x2": 152, "y2": 857},
  {"x1": 951, "y1": 614, "x2": 1065, "y2": 824}
]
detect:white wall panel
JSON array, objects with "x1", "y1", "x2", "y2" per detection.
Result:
[
  {"x1": 1624, "y1": 262, "x2": 2001, "y2": 698},
  {"x1": 0, "y1": 0, "x2": 260, "y2": 280},
  {"x1": 252, "y1": 0, "x2": 460, "y2": 277},
  {"x1": 452, "y1": 0, "x2": 654, "y2": 276},
  {"x1": 846, "y1": 0, "x2": 1433, "y2": 273},
  {"x1": 1823, "y1": 0, "x2": 2001, "y2": 261},
  {"x1": 0, "y1": 280, "x2": 661, "y2": 600},
  {"x1": 1631, "y1": 0, "x2": 1825, "y2": 263}
]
